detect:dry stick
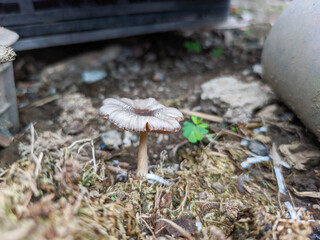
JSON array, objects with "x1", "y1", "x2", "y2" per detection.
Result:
[
  {"x1": 156, "y1": 218, "x2": 195, "y2": 240},
  {"x1": 179, "y1": 109, "x2": 223, "y2": 123},
  {"x1": 106, "y1": 165, "x2": 127, "y2": 175},
  {"x1": 170, "y1": 180, "x2": 189, "y2": 217},
  {"x1": 21, "y1": 94, "x2": 60, "y2": 110},
  {"x1": 68, "y1": 138, "x2": 97, "y2": 172},
  {"x1": 140, "y1": 217, "x2": 157, "y2": 240},
  {"x1": 30, "y1": 123, "x2": 42, "y2": 179},
  {"x1": 0, "y1": 169, "x2": 8, "y2": 178},
  {"x1": 290, "y1": 186, "x2": 320, "y2": 199}
]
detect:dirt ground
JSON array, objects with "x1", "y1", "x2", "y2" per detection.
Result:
[{"x1": 1, "y1": 0, "x2": 320, "y2": 239}]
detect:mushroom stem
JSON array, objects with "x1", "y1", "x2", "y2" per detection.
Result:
[{"x1": 137, "y1": 131, "x2": 148, "y2": 177}]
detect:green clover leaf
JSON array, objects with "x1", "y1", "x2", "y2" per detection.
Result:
[{"x1": 182, "y1": 116, "x2": 210, "y2": 143}]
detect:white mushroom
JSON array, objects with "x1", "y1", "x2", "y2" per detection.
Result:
[
  {"x1": 0, "y1": 27, "x2": 19, "y2": 63},
  {"x1": 100, "y1": 97, "x2": 183, "y2": 176},
  {"x1": 0, "y1": 27, "x2": 19, "y2": 47}
]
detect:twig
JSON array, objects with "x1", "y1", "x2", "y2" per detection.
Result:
[
  {"x1": 30, "y1": 123, "x2": 42, "y2": 179},
  {"x1": 68, "y1": 138, "x2": 97, "y2": 172},
  {"x1": 146, "y1": 173, "x2": 170, "y2": 185},
  {"x1": 170, "y1": 180, "x2": 189, "y2": 216},
  {"x1": 140, "y1": 217, "x2": 157, "y2": 240},
  {"x1": 21, "y1": 94, "x2": 60, "y2": 110},
  {"x1": 179, "y1": 109, "x2": 223, "y2": 123},
  {"x1": 0, "y1": 169, "x2": 8, "y2": 178},
  {"x1": 106, "y1": 165, "x2": 127, "y2": 175},
  {"x1": 289, "y1": 186, "x2": 320, "y2": 199}
]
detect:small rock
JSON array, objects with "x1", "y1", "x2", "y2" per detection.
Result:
[
  {"x1": 248, "y1": 140, "x2": 269, "y2": 156},
  {"x1": 253, "y1": 126, "x2": 268, "y2": 134},
  {"x1": 241, "y1": 139, "x2": 249, "y2": 146},
  {"x1": 112, "y1": 160, "x2": 119, "y2": 166},
  {"x1": 97, "y1": 94, "x2": 105, "y2": 100},
  {"x1": 122, "y1": 138, "x2": 131, "y2": 147},
  {"x1": 123, "y1": 131, "x2": 133, "y2": 147},
  {"x1": 130, "y1": 134, "x2": 138, "y2": 143},
  {"x1": 153, "y1": 71, "x2": 165, "y2": 82},
  {"x1": 82, "y1": 70, "x2": 107, "y2": 83},
  {"x1": 195, "y1": 221, "x2": 203, "y2": 232},
  {"x1": 100, "y1": 130, "x2": 122, "y2": 150},
  {"x1": 242, "y1": 69, "x2": 251, "y2": 76},
  {"x1": 48, "y1": 87, "x2": 56, "y2": 94},
  {"x1": 253, "y1": 64, "x2": 263, "y2": 76},
  {"x1": 201, "y1": 76, "x2": 272, "y2": 124},
  {"x1": 156, "y1": 134, "x2": 169, "y2": 144}
]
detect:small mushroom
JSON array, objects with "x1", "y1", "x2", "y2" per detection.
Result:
[
  {"x1": 0, "y1": 27, "x2": 19, "y2": 47},
  {"x1": 99, "y1": 97, "x2": 183, "y2": 176}
]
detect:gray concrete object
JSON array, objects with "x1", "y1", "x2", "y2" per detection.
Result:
[
  {"x1": 262, "y1": 0, "x2": 320, "y2": 139},
  {"x1": 0, "y1": 28, "x2": 19, "y2": 132}
]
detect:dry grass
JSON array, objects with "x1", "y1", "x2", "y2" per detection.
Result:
[{"x1": 0, "y1": 126, "x2": 315, "y2": 239}]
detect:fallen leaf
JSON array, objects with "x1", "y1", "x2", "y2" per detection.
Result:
[
  {"x1": 160, "y1": 192, "x2": 172, "y2": 208},
  {"x1": 156, "y1": 216, "x2": 196, "y2": 239},
  {"x1": 279, "y1": 143, "x2": 320, "y2": 170}
]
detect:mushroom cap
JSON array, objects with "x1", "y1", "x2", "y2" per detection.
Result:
[
  {"x1": 0, "y1": 27, "x2": 19, "y2": 47},
  {"x1": 99, "y1": 98, "x2": 184, "y2": 133}
]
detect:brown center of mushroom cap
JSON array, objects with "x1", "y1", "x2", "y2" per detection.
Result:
[{"x1": 133, "y1": 109, "x2": 154, "y2": 116}]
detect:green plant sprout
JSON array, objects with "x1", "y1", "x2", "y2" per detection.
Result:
[
  {"x1": 182, "y1": 116, "x2": 209, "y2": 143},
  {"x1": 211, "y1": 48, "x2": 224, "y2": 57},
  {"x1": 184, "y1": 40, "x2": 202, "y2": 53}
]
